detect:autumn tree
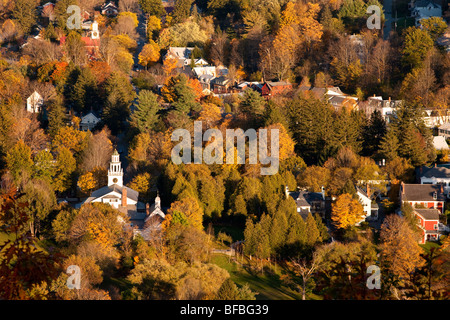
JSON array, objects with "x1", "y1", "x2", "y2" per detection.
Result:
[
  {"x1": 64, "y1": 31, "x2": 88, "y2": 67},
  {"x1": 165, "y1": 197, "x2": 204, "y2": 230},
  {"x1": 53, "y1": 146, "x2": 77, "y2": 193},
  {"x1": 314, "y1": 239, "x2": 379, "y2": 299},
  {"x1": 286, "y1": 250, "x2": 324, "y2": 300},
  {"x1": 139, "y1": 40, "x2": 161, "y2": 68},
  {"x1": 147, "y1": 15, "x2": 162, "y2": 40},
  {"x1": 379, "y1": 214, "x2": 425, "y2": 298},
  {"x1": 77, "y1": 171, "x2": 96, "y2": 194},
  {"x1": 6, "y1": 140, "x2": 34, "y2": 184},
  {"x1": 402, "y1": 27, "x2": 433, "y2": 70},
  {"x1": 298, "y1": 165, "x2": 330, "y2": 193},
  {"x1": 0, "y1": 189, "x2": 63, "y2": 300},
  {"x1": 79, "y1": 129, "x2": 113, "y2": 173},
  {"x1": 420, "y1": 17, "x2": 447, "y2": 41},
  {"x1": 331, "y1": 193, "x2": 364, "y2": 230},
  {"x1": 20, "y1": 178, "x2": 57, "y2": 237}
]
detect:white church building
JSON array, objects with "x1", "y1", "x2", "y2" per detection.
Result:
[{"x1": 80, "y1": 150, "x2": 166, "y2": 239}]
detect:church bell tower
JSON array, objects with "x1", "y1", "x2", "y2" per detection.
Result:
[{"x1": 108, "y1": 149, "x2": 123, "y2": 187}]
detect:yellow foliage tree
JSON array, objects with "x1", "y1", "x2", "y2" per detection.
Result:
[
  {"x1": 77, "y1": 171, "x2": 96, "y2": 194},
  {"x1": 297, "y1": 2, "x2": 323, "y2": 44},
  {"x1": 138, "y1": 40, "x2": 160, "y2": 68},
  {"x1": 87, "y1": 221, "x2": 113, "y2": 249},
  {"x1": 162, "y1": 57, "x2": 178, "y2": 76},
  {"x1": 52, "y1": 125, "x2": 89, "y2": 156},
  {"x1": 166, "y1": 197, "x2": 204, "y2": 230},
  {"x1": 118, "y1": 12, "x2": 139, "y2": 27},
  {"x1": 379, "y1": 215, "x2": 425, "y2": 282},
  {"x1": 264, "y1": 123, "x2": 295, "y2": 162},
  {"x1": 147, "y1": 15, "x2": 162, "y2": 40},
  {"x1": 198, "y1": 103, "x2": 222, "y2": 129},
  {"x1": 280, "y1": 1, "x2": 299, "y2": 27},
  {"x1": 331, "y1": 193, "x2": 365, "y2": 229}
]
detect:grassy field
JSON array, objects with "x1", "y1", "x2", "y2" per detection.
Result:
[{"x1": 210, "y1": 254, "x2": 318, "y2": 300}]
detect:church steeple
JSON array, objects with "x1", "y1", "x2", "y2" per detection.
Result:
[
  {"x1": 108, "y1": 149, "x2": 123, "y2": 187},
  {"x1": 155, "y1": 190, "x2": 161, "y2": 209}
]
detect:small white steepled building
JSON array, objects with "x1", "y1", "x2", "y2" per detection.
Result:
[{"x1": 83, "y1": 150, "x2": 141, "y2": 212}]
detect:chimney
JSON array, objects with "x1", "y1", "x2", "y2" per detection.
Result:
[
  {"x1": 366, "y1": 184, "x2": 371, "y2": 198},
  {"x1": 440, "y1": 184, "x2": 444, "y2": 193},
  {"x1": 401, "y1": 181, "x2": 405, "y2": 195},
  {"x1": 122, "y1": 187, "x2": 127, "y2": 208},
  {"x1": 146, "y1": 203, "x2": 150, "y2": 216},
  {"x1": 435, "y1": 163, "x2": 437, "y2": 168}
]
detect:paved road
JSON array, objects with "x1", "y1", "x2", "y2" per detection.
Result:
[
  {"x1": 383, "y1": 0, "x2": 393, "y2": 39},
  {"x1": 134, "y1": 11, "x2": 147, "y2": 69}
]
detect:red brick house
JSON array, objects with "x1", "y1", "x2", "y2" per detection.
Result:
[
  {"x1": 413, "y1": 209, "x2": 441, "y2": 244},
  {"x1": 399, "y1": 182, "x2": 446, "y2": 213},
  {"x1": 260, "y1": 81, "x2": 293, "y2": 98}
]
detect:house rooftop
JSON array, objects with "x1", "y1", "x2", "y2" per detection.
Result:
[
  {"x1": 401, "y1": 183, "x2": 446, "y2": 202},
  {"x1": 420, "y1": 166, "x2": 450, "y2": 178},
  {"x1": 414, "y1": 208, "x2": 440, "y2": 220},
  {"x1": 85, "y1": 184, "x2": 139, "y2": 203}
]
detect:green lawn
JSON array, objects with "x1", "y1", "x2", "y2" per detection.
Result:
[
  {"x1": 420, "y1": 241, "x2": 441, "y2": 254},
  {"x1": 210, "y1": 254, "x2": 316, "y2": 300}
]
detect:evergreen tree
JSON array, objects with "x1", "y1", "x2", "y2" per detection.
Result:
[
  {"x1": 268, "y1": 211, "x2": 288, "y2": 256},
  {"x1": 263, "y1": 100, "x2": 287, "y2": 127},
  {"x1": 131, "y1": 90, "x2": 160, "y2": 133},
  {"x1": 285, "y1": 211, "x2": 307, "y2": 256},
  {"x1": 215, "y1": 279, "x2": 240, "y2": 300},
  {"x1": 171, "y1": 74, "x2": 199, "y2": 114},
  {"x1": 397, "y1": 122, "x2": 428, "y2": 167},
  {"x1": 239, "y1": 89, "x2": 266, "y2": 127},
  {"x1": 172, "y1": 0, "x2": 194, "y2": 24},
  {"x1": 305, "y1": 212, "x2": 321, "y2": 246},
  {"x1": 104, "y1": 72, "x2": 135, "y2": 134},
  {"x1": 287, "y1": 96, "x2": 336, "y2": 165},
  {"x1": 363, "y1": 110, "x2": 386, "y2": 156},
  {"x1": 139, "y1": 0, "x2": 165, "y2": 16},
  {"x1": 314, "y1": 213, "x2": 329, "y2": 242},
  {"x1": 33, "y1": 149, "x2": 56, "y2": 184},
  {"x1": 71, "y1": 67, "x2": 98, "y2": 113},
  {"x1": 11, "y1": 0, "x2": 37, "y2": 34},
  {"x1": 379, "y1": 127, "x2": 399, "y2": 161},
  {"x1": 47, "y1": 97, "x2": 67, "y2": 138}
]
